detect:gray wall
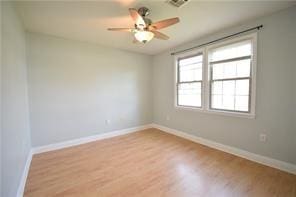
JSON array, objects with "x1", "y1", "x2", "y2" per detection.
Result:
[
  {"x1": 152, "y1": 6, "x2": 296, "y2": 165},
  {"x1": 27, "y1": 33, "x2": 152, "y2": 147},
  {"x1": 0, "y1": 2, "x2": 2, "y2": 195},
  {"x1": 1, "y1": 2, "x2": 32, "y2": 197}
]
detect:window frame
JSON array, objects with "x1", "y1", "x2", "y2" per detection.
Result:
[
  {"x1": 174, "y1": 33, "x2": 257, "y2": 118},
  {"x1": 174, "y1": 49, "x2": 205, "y2": 110},
  {"x1": 208, "y1": 48, "x2": 252, "y2": 114}
]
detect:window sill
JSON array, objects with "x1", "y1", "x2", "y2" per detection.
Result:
[
  {"x1": 175, "y1": 105, "x2": 204, "y2": 112},
  {"x1": 175, "y1": 105, "x2": 255, "y2": 119},
  {"x1": 206, "y1": 109, "x2": 255, "y2": 119}
]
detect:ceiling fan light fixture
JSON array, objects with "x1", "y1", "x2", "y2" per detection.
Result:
[
  {"x1": 107, "y1": 7, "x2": 180, "y2": 43},
  {"x1": 134, "y1": 30, "x2": 154, "y2": 43}
]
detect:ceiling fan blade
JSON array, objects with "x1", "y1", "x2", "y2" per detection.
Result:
[
  {"x1": 133, "y1": 38, "x2": 140, "y2": 44},
  {"x1": 129, "y1": 8, "x2": 146, "y2": 28},
  {"x1": 107, "y1": 28, "x2": 133, "y2": 32},
  {"x1": 150, "y1": 17, "x2": 180, "y2": 30},
  {"x1": 151, "y1": 30, "x2": 169, "y2": 40}
]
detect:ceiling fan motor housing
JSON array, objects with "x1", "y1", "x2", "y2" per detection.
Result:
[
  {"x1": 134, "y1": 18, "x2": 152, "y2": 30},
  {"x1": 138, "y1": 7, "x2": 150, "y2": 17}
]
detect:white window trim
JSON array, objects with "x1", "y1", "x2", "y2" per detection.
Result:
[
  {"x1": 174, "y1": 48, "x2": 205, "y2": 111},
  {"x1": 174, "y1": 33, "x2": 257, "y2": 119}
]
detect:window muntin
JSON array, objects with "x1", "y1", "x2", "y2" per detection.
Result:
[
  {"x1": 209, "y1": 40, "x2": 252, "y2": 113},
  {"x1": 177, "y1": 53, "x2": 203, "y2": 108}
]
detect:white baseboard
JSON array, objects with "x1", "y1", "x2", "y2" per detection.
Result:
[
  {"x1": 17, "y1": 150, "x2": 33, "y2": 197},
  {"x1": 152, "y1": 123, "x2": 296, "y2": 175},
  {"x1": 32, "y1": 124, "x2": 153, "y2": 154}
]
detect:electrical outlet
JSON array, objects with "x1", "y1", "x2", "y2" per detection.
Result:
[
  {"x1": 166, "y1": 115, "x2": 170, "y2": 121},
  {"x1": 105, "y1": 119, "x2": 111, "y2": 125},
  {"x1": 259, "y1": 134, "x2": 267, "y2": 142}
]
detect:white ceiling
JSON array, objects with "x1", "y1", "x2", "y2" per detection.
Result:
[{"x1": 15, "y1": 1, "x2": 295, "y2": 55}]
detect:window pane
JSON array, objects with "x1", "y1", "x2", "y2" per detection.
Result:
[
  {"x1": 212, "y1": 81, "x2": 222, "y2": 95},
  {"x1": 212, "y1": 95, "x2": 222, "y2": 109},
  {"x1": 235, "y1": 96, "x2": 249, "y2": 111},
  {"x1": 179, "y1": 55, "x2": 202, "y2": 66},
  {"x1": 179, "y1": 54, "x2": 203, "y2": 82},
  {"x1": 211, "y1": 94, "x2": 236, "y2": 111},
  {"x1": 235, "y1": 79, "x2": 249, "y2": 96},
  {"x1": 223, "y1": 62, "x2": 237, "y2": 79},
  {"x1": 178, "y1": 82, "x2": 201, "y2": 107},
  {"x1": 212, "y1": 63, "x2": 223, "y2": 80},
  {"x1": 236, "y1": 59, "x2": 251, "y2": 77},
  {"x1": 212, "y1": 59, "x2": 251, "y2": 80},
  {"x1": 210, "y1": 40, "x2": 251, "y2": 62},
  {"x1": 179, "y1": 63, "x2": 202, "y2": 82},
  {"x1": 222, "y1": 95, "x2": 235, "y2": 110},
  {"x1": 223, "y1": 80, "x2": 235, "y2": 96}
]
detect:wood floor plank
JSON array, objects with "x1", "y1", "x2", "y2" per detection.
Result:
[{"x1": 24, "y1": 129, "x2": 296, "y2": 197}]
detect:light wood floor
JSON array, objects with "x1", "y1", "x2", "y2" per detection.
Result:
[{"x1": 25, "y1": 129, "x2": 296, "y2": 197}]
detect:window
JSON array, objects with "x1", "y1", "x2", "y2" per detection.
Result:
[
  {"x1": 209, "y1": 40, "x2": 252, "y2": 112},
  {"x1": 175, "y1": 33, "x2": 257, "y2": 117},
  {"x1": 176, "y1": 53, "x2": 203, "y2": 108}
]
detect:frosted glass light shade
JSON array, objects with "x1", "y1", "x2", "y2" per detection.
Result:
[{"x1": 134, "y1": 30, "x2": 154, "y2": 43}]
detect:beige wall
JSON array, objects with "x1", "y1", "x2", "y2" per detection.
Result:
[{"x1": 152, "y1": 6, "x2": 296, "y2": 164}]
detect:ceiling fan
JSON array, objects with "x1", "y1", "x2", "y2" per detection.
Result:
[{"x1": 107, "y1": 7, "x2": 180, "y2": 44}]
